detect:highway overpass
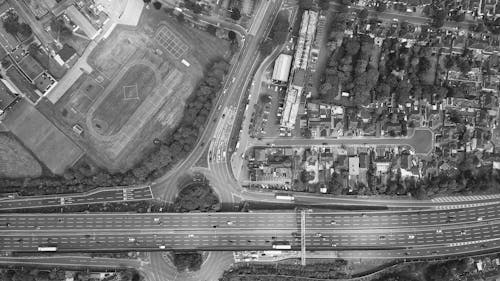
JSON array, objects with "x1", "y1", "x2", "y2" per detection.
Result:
[{"x1": 1, "y1": 203, "x2": 500, "y2": 258}]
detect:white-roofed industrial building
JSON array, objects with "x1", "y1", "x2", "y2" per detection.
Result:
[{"x1": 272, "y1": 54, "x2": 292, "y2": 83}]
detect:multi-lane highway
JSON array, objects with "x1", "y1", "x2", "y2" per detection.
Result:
[
  {"x1": 0, "y1": 185, "x2": 153, "y2": 211},
  {"x1": 1, "y1": 204, "x2": 500, "y2": 258}
]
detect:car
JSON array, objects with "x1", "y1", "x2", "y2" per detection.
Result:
[
  {"x1": 227, "y1": 221, "x2": 234, "y2": 225},
  {"x1": 436, "y1": 228, "x2": 442, "y2": 234},
  {"x1": 408, "y1": 234, "x2": 415, "y2": 239},
  {"x1": 128, "y1": 237, "x2": 136, "y2": 242},
  {"x1": 331, "y1": 243, "x2": 337, "y2": 247},
  {"x1": 154, "y1": 218, "x2": 160, "y2": 222},
  {"x1": 460, "y1": 230, "x2": 467, "y2": 235},
  {"x1": 188, "y1": 234, "x2": 195, "y2": 238},
  {"x1": 315, "y1": 233, "x2": 322, "y2": 238},
  {"x1": 330, "y1": 220, "x2": 336, "y2": 225},
  {"x1": 379, "y1": 235, "x2": 386, "y2": 240},
  {"x1": 159, "y1": 245, "x2": 166, "y2": 249},
  {"x1": 477, "y1": 216, "x2": 483, "y2": 221}
]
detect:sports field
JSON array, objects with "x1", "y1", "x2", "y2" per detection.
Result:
[
  {"x1": 2, "y1": 100, "x2": 83, "y2": 174},
  {"x1": 91, "y1": 63, "x2": 157, "y2": 136},
  {"x1": 53, "y1": 7, "x2": 231, "y2": 171},
  {"x1": 0, "y1": 133, "x2": 41, "y2": 178}
]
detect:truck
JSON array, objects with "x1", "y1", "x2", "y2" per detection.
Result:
[{"x1": 275, "y1": 193, "x2": 294, "y2": 201}]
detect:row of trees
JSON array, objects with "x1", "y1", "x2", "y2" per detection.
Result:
[
  {"x1": 220, "y1": 260, "x2": 348, "y2": 280},
  {"x1": 0, "y1": 268, "x2": 141, "y2": 281}
]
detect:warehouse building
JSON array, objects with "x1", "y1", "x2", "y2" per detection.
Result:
[{"x1": 272, "y1": 54, "x2": 292, "y2": 83}]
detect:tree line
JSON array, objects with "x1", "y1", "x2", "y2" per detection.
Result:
[
  {"x1": 219, "y1": 260, "x2": 348, "y2": 280},
  {"x1": 0, "y1": 267, "x2": 142, "y2": 281}
]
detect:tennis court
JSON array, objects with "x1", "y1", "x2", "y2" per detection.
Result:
[{"x1": 154, "y1": 26, "x2": 189, "y2": 58}]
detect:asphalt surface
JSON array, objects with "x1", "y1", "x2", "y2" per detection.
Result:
[
  {"x1": 1, "y1": 204, "x2": 499, "y2": 257},
  {"x1": 0, "y1": 185, "x2": 153, "y2": 210}
]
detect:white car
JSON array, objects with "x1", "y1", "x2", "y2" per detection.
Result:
[
  {"x1": 159, "y1": 245, "x2": 166, "y2": 249},
  {"x1": 128, "y1": 237, "x2": 136, "y2": 242}
]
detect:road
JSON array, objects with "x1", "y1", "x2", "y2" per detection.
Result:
[
  {"x1": 0, "y1": 185, "x2": 153, "y2": 211},
  {"x1": 1, "y1": 204, "x2": 500, "y2": 258}
]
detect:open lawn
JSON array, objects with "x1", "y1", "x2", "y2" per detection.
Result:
[
  {"x1": 6, "y1": 66, "x2": 40, "y2": 103},
  {"x1": 92, "y1": 63, "x2": 157, "y2": 136},
  {"x1": 18, "y1": 55, "x2": 43, "y2": 81},
  {"x1": 50, "y1": 7, "x2": 231, "y2": 171},
  {"x1": 0, "y1": 133, "x2": 41, "y2": 178},
  {"x1": 2, "y1": 100, "x2": 83, "y2": 174}
]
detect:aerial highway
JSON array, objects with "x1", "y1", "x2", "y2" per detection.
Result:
[
  {"x1": 1, "y1": 204, "x2": 500, "y2": 258},
  {"x1": 0, "y1": 185, "x2": 153, "y2": 211}
]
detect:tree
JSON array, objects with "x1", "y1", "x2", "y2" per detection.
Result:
[
  {"x1": 230, "y1": 8, "x2": 241, "y2": 20},
  {"x1": 3, "y1": 10, "x2": 19, "y2": 36},
  {"x1": 259, "y1": 39, "x2": 274, "y2": 56},
  {"x1": 375, "y1": 0, "x2": 387, "y2": 12},
  {"x1": 298, "y1": 0, "x2": 314, "y2": 9},
  {"x1": 444, "y1": 55, "x2": 454, "y2": 69},
  {"x1": 358, "y1": 8, "x2": 369, "y2": 19},
  {"x1": 318, "y1": 0, "x2": 330, "y2": 10},
  {"x1": 418, "y1": 57, "x2": 431, "y2": 73},
  {"x1": 143, "y1": 0, "x2": 151, "y2": 3},
  {"x1": 18, "y1": 23, "x2": 32, "y2": 37},
  {"x1": 228, "y1": 30, "x2": 236, "y2": 41},
  {"x1": 152, "y1": 1, "x2": 162, "y2": 9},
  {"x1": 206, "y1": 24, "x2": 216, "y2": 35},
  {"x1": 176, "y1": 13, "x2": 185, "y2": 22}
]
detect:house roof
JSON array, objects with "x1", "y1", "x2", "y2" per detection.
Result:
[{"x1": 57, "y1": 44, "x2": 77, "y2": 62}]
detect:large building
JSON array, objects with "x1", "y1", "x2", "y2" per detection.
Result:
[
  {"x1": 281, "y1": 10, "x2": 318, "y2": 130},
  {"x1": 272, "y1": 54, "x2": 292, "y2": 83}
]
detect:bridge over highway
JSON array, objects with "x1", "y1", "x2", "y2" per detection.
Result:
[{"x1": 2, "y1": 203, "x2": 499, "y2": 259}]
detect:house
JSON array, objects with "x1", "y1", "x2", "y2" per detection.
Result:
[
  {"x1": 348, "y1": 157, "x2": 359, "y2": 176},
  {"x1": 359, "y1": 152, "x2": 369, "y2": 169},
  {"x1": 55, "y1": 44, "x2": 77, "y2": 66},
  {"x1": 400, "y1": 153, "x2": 412, "y2": 170},
  {"x1": 375, "y1": 161, "x2": 391, "y2": 175}
]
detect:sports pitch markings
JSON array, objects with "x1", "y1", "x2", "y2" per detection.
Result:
[
  {"x1": 123, "y1": 84, "x2": 139, "y2": 101},
  {"x1": 154, "y1": 26, "x2": 189, "y2": 58}
]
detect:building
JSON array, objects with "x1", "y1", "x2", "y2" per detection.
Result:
[
  {"x1": 55, "y1": 44, "x2": 77, "y2": 66},
  {"x1": 348, "y1": 157, "x2": 359, "y2": 176},
  {"x1": 65, "y1": 5, "x2": 99, "y2": 40},
  {"x1": 272, "y1": 54, "x2": 292, "y2": 83},
  {"x1": 280, "y1": 10, "x2": 318, "y2": 130}
]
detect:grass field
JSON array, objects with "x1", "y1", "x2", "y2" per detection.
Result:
[
  {"x1": 52, "y1": 7, "x2": 231, "y2": 171},
  {"x1": 92, "y1": 63, "x2": 157, "y2": 136},
  {"x1": 18, "y1": 55, "x2": 43, "y2": 81},
  {"x1": 0, "y1": 133, "x2": 42, "y2": 178},
  {"x1": 2, "y1": 100, "x2": 83, "y2": 174},
  {"x1": 5, "y1": 66, "x2": 40, "y2": 103}
]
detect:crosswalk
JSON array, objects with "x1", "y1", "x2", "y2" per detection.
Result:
[{"x1": 432, "y1": 194, "x2": 500, "y2": 203}]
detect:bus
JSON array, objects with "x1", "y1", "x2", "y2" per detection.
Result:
[
  {"x1": 38, "y1": 246, "x2": 57, "y2": 252},
  {"x1": 272, "y1": 242, "x2": 291, "y2": 250},
  {"x1": 275, "y1": 193, "x2": 294, "y2": 201}
]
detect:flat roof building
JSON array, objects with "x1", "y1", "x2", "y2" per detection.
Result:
[
  {"x1": 65, "y1": 5, "x2": 99, "y2": 40},
  {"x1": 272, "y1": 54, "x2": 292, "y2": 82},
  {"x1": 349, "y1": 157, "x2": 359, "y2": 176}
]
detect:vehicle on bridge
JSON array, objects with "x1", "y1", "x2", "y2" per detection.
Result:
[
  {"x1": 275, "y1": 193, "x2": 294, "y2": 201},
  {"x1": 38, "y1": 245, "x2": 57, "y2": 252},
  {"x1": 272, "y1": 241, "x2": 291, "y2": 250}
]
